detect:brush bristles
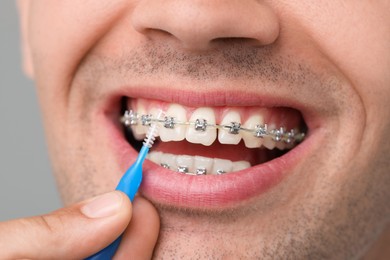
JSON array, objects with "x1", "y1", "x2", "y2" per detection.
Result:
[
  {"x1": 143, "y1": 122, "x2": 160, "y2": 148},
  {"x1": 143, "y1": 110, "x2": 164, "y2": 148}
]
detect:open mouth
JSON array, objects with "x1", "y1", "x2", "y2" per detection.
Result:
[
  {"x1": 111, "y1": 94, "x2": 309, "y2": 209},
  {"x1": 121, "y1": 97, "x2": 306, "y2": 176}
]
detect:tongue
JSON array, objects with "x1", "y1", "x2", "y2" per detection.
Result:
[{"x1": 153, "y1": 140, "x2": 276, "y2": 165}]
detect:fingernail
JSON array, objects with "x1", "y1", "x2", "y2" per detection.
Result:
[{"x1": 81, "y1": 191, "x2": 123, "y2": 218}]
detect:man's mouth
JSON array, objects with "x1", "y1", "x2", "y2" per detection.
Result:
[
  {"x1": 110, "y1": 94, "x2": 311, "y2": 209},
  {"x1": 122, "y1": 98, "x2": 306, "y2": 176}
]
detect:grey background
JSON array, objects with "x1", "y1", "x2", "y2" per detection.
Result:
[{"x1": 0, "y1": 1, "x2": 61, "y2": 221}]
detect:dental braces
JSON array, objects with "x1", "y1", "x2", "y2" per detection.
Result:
[
  {"x1": 122, "y1": 110, "x2": 305, "y2": 144},
  {"x1": 160, "y1": 163, "x2": 224, "y2": 175}
]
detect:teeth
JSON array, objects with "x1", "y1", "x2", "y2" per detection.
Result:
[
  {"x1": 274, "y1": 128, "x2": 287, "y2": 150},
  {"x1": 123, "y1": 106, "x2": 305, "y2": 148},
  {"x1": 131, "y1": 105, "x2": 147, "y2": 140},
  {"x1": 149, "y1": 151, "x2": 251, "y2": 175},
  {"x1": 194, "y1": 156, "x2": 213, "y2": 175},
  {"x1": 212, "y1": 159, "x2": 233, "y2": 174},
  {"x1": 232, "y1": 161, "x2": 251, "y2": 171},
  {"x1": 186, "y1": 108, "x2": 217, "y2": 146},
  {"x1": 218, "y1": 110, "x2": 242, "y2": 145},
  {"x1": 149, "y1": 108, "x2": 163, "y2": 138},
  {"x1": 242, "y1": 114, "x2": 264, "y2": 148},
  {"x1": 160, "y1": 153, "x2": 177, "y2": 170},
  {"x1": 159, "y1": 104, "x2": 187, "y2": 142},
  {"x1": 148, "y1": 151, "x2": 162, "y2": 165},
  {"x1": 263, "y1": 124, "x2": 276, "y2": 149},
  {"x1": 176, "y1": 155, "x2": 194, "y2": 173}
]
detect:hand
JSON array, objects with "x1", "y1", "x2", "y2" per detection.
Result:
[{"x1": 0, "y1": 191, "x2": 160, "y2": 259}]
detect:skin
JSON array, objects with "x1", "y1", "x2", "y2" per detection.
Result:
[{"x1": 11, "y1": 0, "x2": 390, "y2": 259}]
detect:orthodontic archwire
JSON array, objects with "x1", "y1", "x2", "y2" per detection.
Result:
[{"x1": 121, "y1": 110, "x2": 305, "y2": 144}]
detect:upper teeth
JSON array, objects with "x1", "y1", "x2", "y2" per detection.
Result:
[{"x1": 122, "y1": 109, "x2": 305, "y2": 147}]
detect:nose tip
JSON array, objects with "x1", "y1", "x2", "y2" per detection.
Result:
[{"x1": 131, "y1": 0, "x2": 280, "y2": 51}]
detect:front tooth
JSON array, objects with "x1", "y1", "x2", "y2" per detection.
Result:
[
  {"x1": 194, "y1": 156, "x2": 214, "y2": 175},
  {"x1": 242, "y1": 114, "x2": 264, "y2": 148},
  {"x1": 263, "y1": 124, "x2": 276, "y2": 149},
  {"x1": 186, "y1": 108, "x2": 217, "y2": 146},
  {"x1": 159, "y1": 104, "x2": 187, "y2": 142},
  {"x1": 232, "y1": 161, "x2": 251, "y2": 172},
  {"x1": 131, "y1": 105, "x2": 147, "y2": 140},
  {"x1": 275, "y1": 128, "x2": 287, "y2": 150},
  {"x1": 176, "y1": 155, "x2": 194, "y2": 173},
  {"x1": 149, "y1": 107, "x2": 165, "y2": 138},
  {"x1": 160, "y1": 153, "x2": 177, "y2": 170},
  {"x1": 148, "y1": 151, "x2": 162, "y2": 165},
  {"x1": 212, "y1": 158, "x2": 233, "y2": 174},
  {"x1": 218, "y1": 110, "x2": 242, "y2": 145}
]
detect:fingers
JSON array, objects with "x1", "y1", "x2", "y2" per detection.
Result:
[
  {"x1": 0, "y1": 191, "x2": 132, "y2": 260},
  {"x1": 114, "y1": 196, "x2": 160, "y2": 260}
]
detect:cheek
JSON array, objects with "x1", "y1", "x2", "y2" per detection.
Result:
[
  {"x1": 28, "y1": 1, "x2": 130, "y2": 98},
  {"x1": 279, "y1": 1, "x2": 390, "y2": 153},
  {"x1": 279, "y1": 1, "x2": 390, "y2": 102}
]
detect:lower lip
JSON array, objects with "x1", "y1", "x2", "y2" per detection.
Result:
[
  {"x1": 141, "y1": 140, "x2": 309, "y2": 209},
  {"x1": 103, "y1": 110, "x2": 313, "y2": 210}
]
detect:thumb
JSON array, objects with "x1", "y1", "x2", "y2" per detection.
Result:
[{"x1": 0, "y1": 191, "x2": 132, "y2": 260}]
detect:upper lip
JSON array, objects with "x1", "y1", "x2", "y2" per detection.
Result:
[
  {"x1": 118, "y1": 86, "x2": 306, "y2": 109},
  {"x1": 99, "y1": 83, "x2": 321, "y2": 210}
]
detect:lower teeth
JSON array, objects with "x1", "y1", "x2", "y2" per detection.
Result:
[{"x1": 148, "y1": 151, "x2": 251, "y2": 175}]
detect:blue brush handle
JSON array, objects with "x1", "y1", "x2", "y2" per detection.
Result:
[{"x1": 85, "y1": 146, "x2": 149, "y2": 260}]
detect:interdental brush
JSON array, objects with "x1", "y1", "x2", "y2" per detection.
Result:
[{"x1": 86, "y1": 110, "x2": 163, "y2": 260}]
